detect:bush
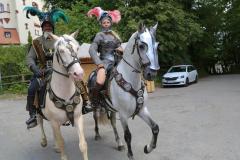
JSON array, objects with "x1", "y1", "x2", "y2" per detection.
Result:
[{"x1": 0, "y1": 45, "x2": 30, "y2": 94}]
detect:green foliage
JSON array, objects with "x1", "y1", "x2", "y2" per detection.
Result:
[
  {"x1": 0, "y1": 45, "x2": 29, "y2": 75},
  {"x1": 5, "y1": 83, "x2": 28, "y2": 94},
  {"x1": 0, "y1": 45, "x2": 30, "y2": 93}
]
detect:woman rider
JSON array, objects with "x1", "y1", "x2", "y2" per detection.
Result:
[{"x1": 87, "y1": 7, "x2": 123, "y2": 106}]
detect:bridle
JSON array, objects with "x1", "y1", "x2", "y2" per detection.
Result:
[
  {"x1": 53, "y1": 38, "x2": 80, "y2": 78},
  {"x1": 122, "y1": 35, "x2": 150, "y2": 73}
]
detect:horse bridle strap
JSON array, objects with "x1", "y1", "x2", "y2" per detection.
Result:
[
  {"x1": 46, "y1": 83, "x2": 81, "y2": 126},
  {"x1": 122, "y1": 58, "x2": 141, "y2": 73},
  {"x1": 53, "y1": 68, "x2": 69, "y2": 78},
  {"x1": 113, "y1": 68, "x2": 145, "y2": 119}
]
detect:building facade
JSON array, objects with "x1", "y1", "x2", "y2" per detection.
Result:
[{"x1": 0, "y1": 0, "x2": 44, "y2": 45}]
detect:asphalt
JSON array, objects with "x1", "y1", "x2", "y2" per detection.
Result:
[{"x1": 0, "y1": 74, "x2": 240, "y2": 160}]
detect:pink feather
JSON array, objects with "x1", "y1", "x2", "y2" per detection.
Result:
[
  {"x1": 108, "y1": 10, "x2": 121, "y2": 23},
  {"x1": 87, "y1": 7, "x2": 104, "y2": 20}
]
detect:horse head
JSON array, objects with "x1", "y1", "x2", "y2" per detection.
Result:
[
  {"x1": 124, "y1": 22, "x2": 160, "y2": 81},
  {"x1": 51, "y1": 31, "x2": 84, "y2": 81}
]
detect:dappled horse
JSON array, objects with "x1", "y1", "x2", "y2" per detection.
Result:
[
  {"x1": 37, "y1": 32, "x2": 88, "y2": 160},
  {"x1": 88, "y1": 23, "x2": 160, "y2": 160}
]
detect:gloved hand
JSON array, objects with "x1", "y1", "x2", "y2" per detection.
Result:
[
  {"x1": 30, "y1": 65, "x2": 43, "y2": 78},
  {"x1": 44, "y1": 68, "x2": 52, "y2": 75}
]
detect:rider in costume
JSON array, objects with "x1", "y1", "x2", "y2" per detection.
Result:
[
  {"x1": 24, "y1": 7, "x2": 90, "y2": 129},
  {"x1": 87, "y1": 7, "x2": 123, "y2": 106}
]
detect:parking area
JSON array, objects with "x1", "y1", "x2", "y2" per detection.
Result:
[{"x1": 0, "y1": 74, "x2": 240, "y2": 160}]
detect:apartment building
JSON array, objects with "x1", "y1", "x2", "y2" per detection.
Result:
[{"x1": 0, "y1": 0, "x2": 44, "y2": 45}]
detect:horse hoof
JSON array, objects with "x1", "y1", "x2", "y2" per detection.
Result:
[
  {"x1": 41, "y1": 139, "x2": 47, "y2": 148},
  {"x1": 95, "y1": 135, "x2": 101, "y2": 141},
  {"x1": 117, "y1": 145, "x2": 125, "y2": 151},
  {"x1": 144, "y1": 145, "x2": 150, "y2": 154},
  {"x1": 127, "y1": 154, "x2": 135, "y2": 160}
]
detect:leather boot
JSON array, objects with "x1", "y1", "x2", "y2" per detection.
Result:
[
  {"x1": 26, "y1": 96, "x2": 37, "y2": 129},
  {"x1": 90, "y1": 82, "x2": 103, "y2": 108},
  {"x1": 75, "y1": 80, "x2": 93, "y2": 114}
]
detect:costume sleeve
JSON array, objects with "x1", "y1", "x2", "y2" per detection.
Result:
[
  {"x1": 26, "y1": 45, "x2": 37, "y2": 70},
  {"x1": 89, "y1": 33, "x2": 103, "y2": 65}
]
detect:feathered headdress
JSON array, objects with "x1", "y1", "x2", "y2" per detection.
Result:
[
  {"x1": 87, "y1": 7, "x2": 121, "y2": 24},
  {"x1": 23, "y1": 7, "x2": 69, "y2": 28}
]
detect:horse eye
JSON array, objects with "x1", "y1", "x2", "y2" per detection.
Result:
[{"x1": 139, "y1": 44, "x2": 145, "y2": 50}]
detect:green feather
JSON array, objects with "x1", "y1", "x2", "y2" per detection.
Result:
[
  {"x1": 23, "y1": 6, "x2": 44, "y2": 20},
  {"x1": 50, "y1": 9, "x2": 69, "y2": 24}
]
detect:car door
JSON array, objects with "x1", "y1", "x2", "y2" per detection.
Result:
[{"x1": 188, "y1": 66, "x2": 194, "y2": 82}]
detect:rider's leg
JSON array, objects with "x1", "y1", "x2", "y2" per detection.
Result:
[
  {"x1": 26, "y1": 78, "x2": 39, "y2": 128},
  {"x1": 91, "y1": 82, "x2": 104, "y2": 107},
  {"x1": 75, "y1": 80, "x2": 93, "y2": 114}
]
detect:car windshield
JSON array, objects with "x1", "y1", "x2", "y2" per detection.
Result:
[{"x1": 168, "y1": 66, "x2": 186, "y2": 73}]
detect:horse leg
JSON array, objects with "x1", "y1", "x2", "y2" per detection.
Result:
[
  {"x1": 51, "y1": 121, "x2": 68, "y2": 160},
  {"x1": 93, "y1": 108, "x2": 101, "y2": 140},
  {"x1": 37, "y1": 114, "x2": 47, "y2": 147},
  {"x1": 138, "y1": 107, "x2": 159, "y2": 154},
  {"x1": 75, "y1": 115, "x2": 88, "y2": 160},
  {"x1": 120, "y1": 117, "x2": 134, "y2": 160},
  {"x1": 110, "y1": 112, "x2": 124, "y2": 151}
]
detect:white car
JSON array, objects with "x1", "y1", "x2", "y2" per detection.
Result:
[{"x1": 162, "y1": 65, "x2": 198, "y2": 87}]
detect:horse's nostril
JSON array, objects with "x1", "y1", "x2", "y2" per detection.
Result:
[{"x1": 74, "y1": 72, "x2": 77, "y2": 76}]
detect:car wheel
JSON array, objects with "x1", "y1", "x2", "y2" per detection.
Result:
[
  {"x1": 184, "y1": 78, "x2": 189, "y2": 87},
  {"x1": 194, "y1": 75, "x2": 198, "y2": 83}
]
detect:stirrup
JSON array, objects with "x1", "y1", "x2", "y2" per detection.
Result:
[
  {"x1": 26, "y1": 119, "x2": 37, "y2": 129},
  {"x1": 82, "y1": 104, "x2": 93, "y2": 114}
]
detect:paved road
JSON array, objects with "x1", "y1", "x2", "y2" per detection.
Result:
[{"x1": 0, "y1": 74, "x2": 240, "y2": 160}]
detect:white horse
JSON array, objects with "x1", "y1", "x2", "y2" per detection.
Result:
[
  {"x1": 37, "y1": 32, "x2": 88, "y2": 160},
  {"x1": 89, "y1": 23, "x2": 160, "y2": 160}
]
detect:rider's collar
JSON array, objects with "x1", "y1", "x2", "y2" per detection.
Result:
[{"x1": 101, "y1": 28, "x2": 112, "y2": 33}]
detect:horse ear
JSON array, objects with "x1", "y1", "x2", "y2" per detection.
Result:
[
  {"x1": 70, "y1": 29, "x2": 79, "y2": 39},
  {"x1": 138, "y1": 22, "x2": 145, "y2": 33},
  {"x1": 150, "y1": 22, "x2": 158, "y2": 36},
  {"x1": 49, "y1": 33, "x2": 59, "y2": 41},
  {"x1": 153, "y1": 22, "x2": 158, "y2": 31}
]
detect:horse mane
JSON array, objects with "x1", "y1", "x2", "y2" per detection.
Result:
[
  {"x1": 54, "y1": 34, "x2": 79, "y2": 50},
  {"x1": 123, "y1": 32, "x2": 137, "y2": 57}
]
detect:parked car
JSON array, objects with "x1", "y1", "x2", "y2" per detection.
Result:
[{"x1": 162, "y1": 65, "x2": 198, "y2": 87}]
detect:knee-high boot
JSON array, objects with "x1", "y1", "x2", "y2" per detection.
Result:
[
  {"x1": 75, "y1": 80, "x2": 93, "y2": 114},
  {"x1": 90, "y1": 82, "x2": 103, "y2": 108},
  {"x1": 26, "y1": 95, "x2": 37, "y2": 129}
]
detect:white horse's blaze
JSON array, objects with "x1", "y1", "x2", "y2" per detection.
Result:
[
  {"x1": 54, "y1": 35, "x2": 84, "y2": 81},
  {"x1": 139, "y1": 28, "x2": 160, "y2": 70}
]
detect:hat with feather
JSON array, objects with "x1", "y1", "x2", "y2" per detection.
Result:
[
  {"x1": 87, "y1": 7, "x2": 121, "y2": 24},
  {"x1": 23, "y1": 6, "x2": 69, "y2": 33}
]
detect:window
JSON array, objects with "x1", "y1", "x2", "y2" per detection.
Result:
[
  {"x1": 0, "y1": 3, "x2": 4, "y2": 13},
  {"x1": 25, "y1": 23, "x2": 28, "y2": 30},
  {"x1": 35, "y1": 30, "x2": 40, "y2": 36},
  {"x1": 4, "y1": 32, "x2": 11, "y2": 38},
  {"x1": 32, "y1": 2, "x2": 38, "y2": 9},
  {"x1": 7, "y1": 4, "x2": 10, "y2": 12}
]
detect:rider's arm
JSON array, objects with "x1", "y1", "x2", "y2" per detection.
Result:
[
  {"x1": 89, "y1": 33, "x2": 104, "y2": 68},
  {"x1": 26, "y1": 46, "x2": 38, "y2": 72},
  {"x1": 115, "y1": 37, "x2": 123, "y2": 55}
]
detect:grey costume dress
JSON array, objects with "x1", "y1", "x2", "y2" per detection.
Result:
[{"x1": 89, "y1": 31, "x2": 121, "y2": 71}]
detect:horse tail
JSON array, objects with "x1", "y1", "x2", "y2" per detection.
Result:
[{"x1": 98, "y1": 111, "x2": 110, "y2": 125}]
